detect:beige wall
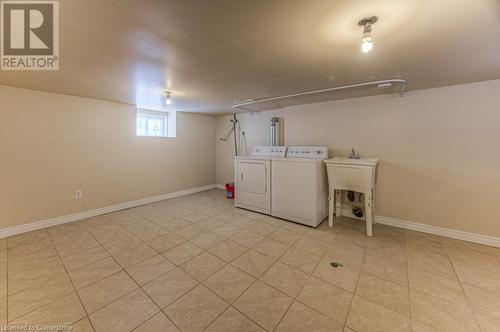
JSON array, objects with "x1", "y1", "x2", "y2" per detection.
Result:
[
  {"x1": 216, "y1": 79, "x2": 500, "y2": 238},
  {"x1": 0, "y1": 86, "x2": 216, "y2": 229}
]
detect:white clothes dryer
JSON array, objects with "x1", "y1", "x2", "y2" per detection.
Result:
[{"x1": 234, "y1": 146, "x2": 286, "y2": 214}]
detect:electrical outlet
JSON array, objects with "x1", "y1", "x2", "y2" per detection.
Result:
[{"x1": 74, "y1": 190, "x2": 82, "y2": 200}]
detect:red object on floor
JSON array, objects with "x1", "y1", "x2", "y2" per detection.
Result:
[{"x1": 225, "y1": 183, "x2": 235, "y2": 199}]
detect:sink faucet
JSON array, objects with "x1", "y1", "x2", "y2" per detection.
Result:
[{"x1": 348, "y1": 148, "x2": 360, "y2": 159}]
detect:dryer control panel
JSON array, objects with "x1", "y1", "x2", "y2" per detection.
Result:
[
  {"x1": 251, "y1": 146, "x2": 287, "y2": 157},
  {"x1": 287, "y1": 146, "x2": 329, "y2": 159}
]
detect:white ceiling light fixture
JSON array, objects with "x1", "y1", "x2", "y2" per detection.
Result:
[
  {"x1": 358, "y1": 16, "x2": 378, "y2": 53},
  {"x1": 165, "y1": 91, "x2": 173, "y2": 105}
]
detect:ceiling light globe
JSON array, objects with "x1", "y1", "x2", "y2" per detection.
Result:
[{"x1": 361, "y1": 34, "x2": 373, "y2": 53}]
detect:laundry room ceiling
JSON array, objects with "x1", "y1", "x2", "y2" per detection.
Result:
[{"x1": 1, "y1": 0, "x2": 499, "y2": 115}]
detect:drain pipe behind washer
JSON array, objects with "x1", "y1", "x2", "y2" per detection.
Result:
[{"x1": 269, "y1": 117, "x2": 280, "y2": 146}]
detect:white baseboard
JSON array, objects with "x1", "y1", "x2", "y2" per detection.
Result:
[
  {"x1": 376, "y1": 215, "x2": 500, "y2": 248},
  {"x1": 215, "y1": 184, "x2": 226, "y2": 190},
  {"x1": 336, "y1": 208, "x2": 500, "y2": 248},
  {"x1": 0, "y1": 184, "x2": 216, "y2": 239}
]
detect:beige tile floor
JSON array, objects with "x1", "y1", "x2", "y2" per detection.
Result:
[{"x1": 1, "y1": 189, "x2": 499, "y2": 331}]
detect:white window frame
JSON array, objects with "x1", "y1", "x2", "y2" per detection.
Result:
[{"x1": 136, "y1": 109, "x2": 169, "y2": 137}]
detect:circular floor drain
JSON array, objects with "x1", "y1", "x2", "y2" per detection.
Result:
[{"x1": 330, "y1": 262, "x2": 343, "y2": 268}]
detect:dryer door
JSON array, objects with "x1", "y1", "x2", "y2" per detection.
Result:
[
  {"x1": 234, "y1": 159, "x2": 271, "y2": 214},
  {"x1": 238, "y1": 162, "x2": 267, "y2": 194}
]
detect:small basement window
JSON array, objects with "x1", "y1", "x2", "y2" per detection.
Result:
[{"x1": 136, "y1": 110, "x2": 168, "y2": 137}]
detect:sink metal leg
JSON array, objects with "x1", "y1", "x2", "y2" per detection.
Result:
[
  {"x1": 328, "y1": 192, "x2": 334, "y2": 227},
  {"x1": 365, "y1": 191, "x2": 373, "y2": 236},
  {"x1": 371, "y1": 189, "x2": 377, "y2": 224}
]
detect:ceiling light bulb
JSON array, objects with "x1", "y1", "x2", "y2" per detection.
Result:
[
  {"x1": 361, "y1": 31, "x2": 373, "y2": 53},
  {"x1": 358, "y1": 16, "x2": 377, "y2": 54},
  {"x1": 165, "y1": 91, "x2": 172, "y2": 105}
]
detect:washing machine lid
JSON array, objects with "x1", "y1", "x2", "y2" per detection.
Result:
[{"x1": 286, "y1": 146, "x2": 328, "y2": 160}]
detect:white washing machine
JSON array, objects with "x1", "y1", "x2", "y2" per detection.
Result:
[
  {"x1": 271, "y1": 146, "x2": 329, "y2": 227},
  {"x1": 234, "y1": 146, "x2": 287, "y2": 214}
]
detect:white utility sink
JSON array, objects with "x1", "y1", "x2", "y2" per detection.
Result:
[{"x1": 324, "y1": 157, "x2": 379, "y2": 236}]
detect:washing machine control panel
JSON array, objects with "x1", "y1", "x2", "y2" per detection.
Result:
[
  {"x1": 251, "y1": 146, "x2": 287, "y2": 157},
  {"x1": 287, "y1": 146, "x2": 329, "y2": 159}
]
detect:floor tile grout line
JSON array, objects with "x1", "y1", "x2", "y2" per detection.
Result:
[
  {"x1": 115, "y1": 200, "x2": 244, "y2": 253},
  {"x1": 201, "y1": 305, "x2": 238, "y2": 332},
  {"x1": 231, "y1": 193, "x2": 425, "y2": 329},
  {"x1": 270, "y1": 232, "x2": 348, "y2": 330},
  {"x1": 219, "y1": 266, "x2": 288, "y2": 330},
  {"x1": 60, "y1": 250, "x2": 112, "y2": 273},
  {"x1": 188, "y1": 230, "x2": 230, "y2": 248},
  {"x1": 162, "y1": 242, "x2": 208, "y2": 267},
  {"x1": 260, "y1": 242, "x2": 323, "y2": 272},
  {"x1": 355, "y1": 267, "x2": 409, "y2": 289},
  {"x1": 6, "y1": 228, "x2": 84, "y2": 323},
  {"x1": 270, "y1": 301, "x2": 295, "y2": 331},
  {"x1": 6, "y1": 215, "x2": 304, "y2": 316},
  {"x1": 65, "y1": 255, "x2": 122, "y2": 288},
  {"x1": 106, "y1": 218, "x2": 163, "y2": 258},
  {"x1": 113, "y1": 205, "x2": 250, "y2": 304},
  {"x1": 129, "y1": 311, "x2": 177, "y2": 332},
  {"x1": 5, "y1": 231, "x2": 44, "y2": 251},
  {"x1": 163, "y1": 283, "x2": 230, "y2": 332},
  {"x1": 5, "y1": 207, "x2": 172, "y2": 327},
  {"x1": 201, "y1": 264, "x2": 256, "y2": 306},
  {"x1": 46, "y1": 230, "x2": 97, "y2": 331},
  {"x1": 446, "y1": 242, "x2": 483, "y2": 330},
  {"x1": 177, "y1": 254, "x2": 227, "y2": 284},
  {"x1": 144, "y1": 271, "x2": 198, "y2": 311},
  {"x1": 266, "y1": 223, "x2": 408, "y2": 326},
  {"x1": 206, "y1": 239, "x2": 251, "y2": 264},
  {"x1": 404, "y1": 235, "x2": 414, "y2": 331},
  {"x1": 342, "y1": 237, "x2": 367, "y2": 330},
  {"x1": 8, "y1": 190, "x2": 496, "y2": 331},
  {"x1": 296, "y1": 248, "x2": 362, "y2": 294},
  {"x1": 6, "y1": 238, "x2": 9, "y2": 324},
  {"x1": 219, "y1": 232, "x2": 306, "y2": 331},
  {"x1": 83, "y1": 227, "x2": 165, "y2": 331},
  {"x1": 349, "y1": 230, "x2": 457, "y2": 329},
  {"x1": 292, "y1": 298, "x2": 348, "y2": 330},
  {"x1": 94, "y1": 192, "x2": 236, "y2": 331},
  {"x1": 6, "y1": 249, "x2": 66, "y2": 298},
  {"x1": 406, "y1": 235, "x2": 441, "y2": 330},
  {"x1": 407, "y1": 235, "x2": 484, "y2": 328},
  {"x1": 406, "y1": 272, "x2": 474, "y2": 310},
  {"x1": 406, "y1": 231, "x2": 479, "y2": 329},
  {"x1": 30, "y1": 197, "x2": 290, "y2": 322}
]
